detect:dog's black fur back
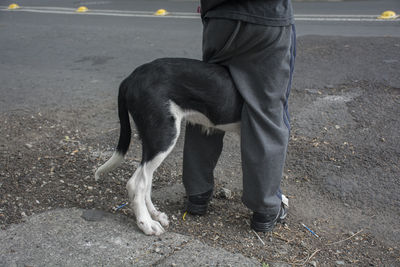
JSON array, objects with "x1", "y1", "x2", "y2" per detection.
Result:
[{"x1": 116, "y1": 58, "x2": 243, "y2": 162}]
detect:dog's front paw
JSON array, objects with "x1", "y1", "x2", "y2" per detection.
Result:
[{"x1": 137, "y1": 218, "x2": 165, "y2": 236}]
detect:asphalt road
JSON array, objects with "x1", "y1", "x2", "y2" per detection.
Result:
[{"x1": 0, "y1": 0, "x2": 399, "y2": 112}]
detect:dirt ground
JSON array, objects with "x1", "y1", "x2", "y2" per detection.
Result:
[{"x1": 1, "y1": 37, "x2": 400, "y2": 266}]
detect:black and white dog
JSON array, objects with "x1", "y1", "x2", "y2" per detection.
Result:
[{"x1": 95, "y1": 58, "x2": 243, "y2": 235}]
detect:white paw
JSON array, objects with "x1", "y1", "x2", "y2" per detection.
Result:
[
  {"x1": 94, "y1": 171, "x2": 100, "y2": 181},
  {"x1": 137, "y1": 218, "x2": 165, "y2": 236},
  {"x1": 149, "y1": 210, "x2": 169, "y2": 227},
  {"x1": 155, "y1": 212, "x2": 169, "y2": 227}
]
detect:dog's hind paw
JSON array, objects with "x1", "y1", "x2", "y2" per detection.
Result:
[
  {"x1": 138, "y1": 219, "x2": 165, "y2": 236},
  {"x1": 150, "y1": 210, "x2": 169, "y2": 227},
  {"x1": 156, "y1": 212, "x2": 169, "y2": 227},
  {"x1": 94, "y1": 172, "x2": 100, "y2": 181}
]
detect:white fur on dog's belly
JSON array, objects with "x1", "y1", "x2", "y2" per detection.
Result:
[
  {"x1": 187, "y1": 112, "x2": 240, "y2": 132},
  {"x1": 170, "y1": 101, "x2": 240, "y2": 133}
]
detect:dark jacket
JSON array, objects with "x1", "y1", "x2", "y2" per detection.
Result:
[{"x1": 200, "y1": 0, "x2": 294, "y2": 26}]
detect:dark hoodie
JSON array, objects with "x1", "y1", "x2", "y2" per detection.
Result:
[{"x1": 200, "y1": 0, "x2": 294, "y2": 26}]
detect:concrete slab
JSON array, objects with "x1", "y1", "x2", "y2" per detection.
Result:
[{"x1": 0, "y1": 208, "x2": 260, "y2": 266}]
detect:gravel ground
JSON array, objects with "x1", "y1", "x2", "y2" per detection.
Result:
[{"x1": 1, "y1": 79, "x2": 399, "y2": 266}]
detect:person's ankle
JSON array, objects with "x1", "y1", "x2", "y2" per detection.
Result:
[
  {"x1": 250, "y1": 203, "x2": 287, "y2": 232},
  {"x1": 186, "y1": 189, "x2": 213, "y2": 215}
]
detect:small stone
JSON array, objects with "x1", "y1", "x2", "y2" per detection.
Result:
[
  {"x1": 310, "y1": 261, "x2": 317, "y2": 267},
  {"x1": 25, "y1": 143, "x2": 33, "y2": 149},
  {"x1": 335, "y1": 260, "x2": 345, "y2": 265},
  {"x1": 87, "y1": 186, "x2": 93, "y2": 190},
  {"x1": 217, "y1": 187, "x2": 233, "y2": 199}
]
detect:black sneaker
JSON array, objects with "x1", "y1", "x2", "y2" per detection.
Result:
[
  {"x1": 185, "y1": 189, "x2": 213, "y2": 215},
  {"x1": 250, "y1": 203, "x2": 287, "y2": 232}
]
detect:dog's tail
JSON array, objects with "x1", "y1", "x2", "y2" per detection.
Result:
[{"x1": 95, "y1": 81, "x2": 131, "y2": 181}]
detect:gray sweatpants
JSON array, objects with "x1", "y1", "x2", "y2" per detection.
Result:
[{"x1": 182, "y1": 19, "x2": 296, "y2": 215}]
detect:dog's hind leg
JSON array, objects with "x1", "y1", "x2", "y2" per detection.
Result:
[
  {"x1": 142, "y1": 152, "x2": 171, "y2": 228},
  {"x1": 127, "y1": 101, "x2": 183, "y2": 235},
  {"x1": 143, "y1": 128, "x2": 181, "y2": 227},
  {"x1": 143, "y1": 102, "x2": 183, "y2": 228},
  {"x1": 127, "y1": 165, "x2": 165, "y2": 235},
  {"x1": 127, "y1": 145, "x2": 178, "y2": 235}
]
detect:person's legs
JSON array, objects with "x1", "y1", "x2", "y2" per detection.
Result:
[
  {"x1": 182, "y1": 19, "x2": 241, "y2": 210},
  {"x1": 183, "y1": 19, "x2": 296, "y2": 225},
  {"x1": 202, "y1": 20, "x2": 295, "y2": 217},
  {"x1": 182, "y1": 124, "x2": 224, "y2": 196},
  {"x1": 226, "y1": 24, "x2": 295, "y2": 216}
]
